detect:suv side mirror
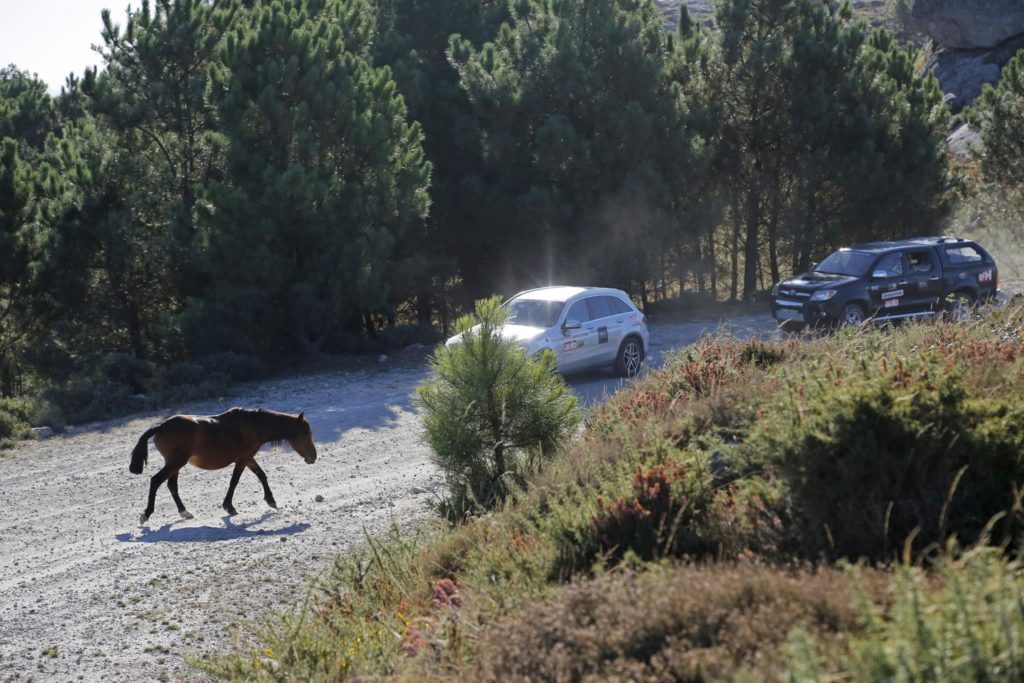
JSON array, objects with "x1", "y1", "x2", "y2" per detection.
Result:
[
  {"x1": 872, "y1": 270, "x2": 888, "y2": 280},
  {"x1": 562, "y1": 320, "x2": 582, "y2": 332}
]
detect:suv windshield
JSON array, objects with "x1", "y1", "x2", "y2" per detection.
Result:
[
  {"x1": 815, "y1": 251, "x2": 874, "y2": 277},
  {"x1": 505, "y1": 299, "x2": 565, "y2": 328}
]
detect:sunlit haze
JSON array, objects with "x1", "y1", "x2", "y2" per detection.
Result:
[{"x1": 0, "y1": 1, "x2": 140, "y2": 93}]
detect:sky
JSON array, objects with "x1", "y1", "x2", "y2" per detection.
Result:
[{"x1": 0, "y1": 1, "x2": 140, "y2": 93}]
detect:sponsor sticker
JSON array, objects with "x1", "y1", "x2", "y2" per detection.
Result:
[
  {"x1": 598, "y1": 327, "x2": 608, "y2": 344},
  {"x1": 881, "y1": 289, "x2": 904, "y2": 301},
  {"x1": 563, "y1": 340, "x2": 579, "y2": 352},
  {"x1": 885, "y1": 298, "x2": 899, "y2": 308},
  {"x1": 630, "y1": 314, "x2": 642, "y2": 326},
  {"x1": 979, "y1": 269, "x2": 993, "y2": 284}
]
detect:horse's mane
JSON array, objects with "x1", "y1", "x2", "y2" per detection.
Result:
[{"x1": 217, "y1": 407, "x2": 303, "y2": 445}]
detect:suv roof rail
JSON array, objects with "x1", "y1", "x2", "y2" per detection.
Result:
[{"x1": 935, "y1": 236, "x2": 965, "y2": 243}]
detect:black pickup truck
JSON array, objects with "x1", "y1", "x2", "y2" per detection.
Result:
[{"x1": 770, "y1": 237, "x2": 999, "y2": 328}]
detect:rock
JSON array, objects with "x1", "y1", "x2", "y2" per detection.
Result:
[
  {"x1": 924, "y1": 33, "x2": 1024, "y2": 111},
  {"x1": 946, "y1": 124, "x2": 981, "y2": 159},
  {"x1": 314, "y1": 494, "x2": 325, "y2": 503},
  {"x1": 30, "y1": 427, "x2": 55, "y2": 439},
  {"x1": 377, "y1": 354, "x2": 388, "y2": 364},
  {"x1": 913, "y1": 0, "x2": 1024, "y2": 49}
]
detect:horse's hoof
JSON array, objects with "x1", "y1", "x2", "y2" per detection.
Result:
[
  {"x1": 223, "y1": 505, "x2": 238, "y2": 516},
  {"x1": 139, "y1": 513, "x2": 150, "y2": 525},
  {"x1": 266, "y1": 499, "x2": 278, "y2": 509},
  {"x1": 180, "y1": 510, "x2": 194, "y2": 520}
]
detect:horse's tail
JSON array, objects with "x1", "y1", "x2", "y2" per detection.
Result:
[{"x1": 129, "y1": 424, "x2": 162, "y2": 474}]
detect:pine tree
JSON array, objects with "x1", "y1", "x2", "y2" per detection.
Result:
[
  {"x1": 0, "y1": 65, "x2": 59, "y2": 155},
  {"x1": 374, "y1": 0, "x2": 508, "y2": 323},
  {"x1": 0, "y1": 139, "x2": 37, "y2": 394},
  {"x1": 88, "y1": 0, "x2": 239, "y2": 294},
  {"x1": 198, "y1": 0, "x2": 431, "y2": 355},
  {"x1": 971, "y1": 51, "x2": 1024, "y2": 188},
  {"x1": 448, "y1": 0, "x2": 712, "y2": 302}
]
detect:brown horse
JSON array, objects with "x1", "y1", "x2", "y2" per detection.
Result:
[{"x1": 129, "y1": 408, "x2": 317, "y2": 524}]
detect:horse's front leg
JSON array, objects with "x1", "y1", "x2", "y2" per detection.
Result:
[
  {"x1": 247, "y1": 461, "x2": 278, "y2": 509},
  {"x1": 222, "y1": 461, "x2": 246, "y2": 516}
]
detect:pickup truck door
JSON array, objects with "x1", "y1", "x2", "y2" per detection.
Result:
[
  {"x1": 901, "y1": 248, "x2": 944, "y2": 316},
  {"x1": 867, "y1": 252, "x2": 911, "y2": 319}
]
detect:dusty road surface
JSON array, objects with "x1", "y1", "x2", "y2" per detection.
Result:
[{"x1": 0, "y1": 314, "x2": 778, "y2": 682}]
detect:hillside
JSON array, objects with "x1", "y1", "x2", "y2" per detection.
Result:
[{"x1": 205, "y1": 305, "x2": 1024, "y2": 681}]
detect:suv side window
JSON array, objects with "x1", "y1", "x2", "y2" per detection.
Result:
[
  {"x1": 565, "y1": 300, "x2": 590, "y2": 324},
  {"x1": 875, "y1": 252, "x2": 904, "y2": 278},
  {"x1": 906, "y1": 250, "x2": 937, "y2": 274},
  {"x1": 607, "y1": 297, "x2": 633, "y2": 315},
  {"x1": 586, "y1": 296, "x2": 613, "y2": 320}
]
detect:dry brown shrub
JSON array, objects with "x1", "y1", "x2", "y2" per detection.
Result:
[{"x1": 463, "y1": 562, "x2": 875, "y2": 683}]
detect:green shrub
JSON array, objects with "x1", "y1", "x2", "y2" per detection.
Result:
[
  {"x1": 792, "y1": 548, "x2": 1024, "y2": 682},
  {"x1": 752, "y1": 349, "x2": 1024, "y2": 560},
  {"x1": 0, "y1": 408, "x2": 29, "y2": 440},
  {"x1": 416, "y1": 296, "x2": 582, "y2": 514}
]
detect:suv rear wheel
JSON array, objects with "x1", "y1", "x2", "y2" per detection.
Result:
[{"x1": 614, "y1": 337, "x2": 644, "y2": 378}]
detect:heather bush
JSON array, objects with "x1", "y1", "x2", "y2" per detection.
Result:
[
  {"x1": 468, "y1": 562, "x2": 866, "y2": 683},
  {"x1": 416, "y1": 296, "x2": 581, "y2": 515}
]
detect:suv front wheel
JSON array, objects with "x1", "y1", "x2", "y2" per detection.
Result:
[{"x1": 614, "y1": 337, "x2": 644, "y2": 378}]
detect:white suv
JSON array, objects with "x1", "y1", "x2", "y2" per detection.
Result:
[{"x1": 447, "y1": 286, "x2": 650, "y2": 376}]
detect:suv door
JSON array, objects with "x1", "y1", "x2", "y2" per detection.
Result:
[
  {"x1": 902, "y1": 248, "x2": 944, "y2": 316},
  {"x1": 558, "y1": 299, "x2": 597, "y2": 373},
  {"x1": 585, "y1": 296, "x2": 622, "y2": 365},
  {"x1": 867, "y1": 251, "x2": 910, "y2": 318}
]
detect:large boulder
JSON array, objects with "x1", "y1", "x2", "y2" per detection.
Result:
[
  {"x1": 925, "y1": 32, "x2": 1024, "y2": 112},
  {"x1": 913, "y1": 0, "x2": 1024, "y2": 49}
]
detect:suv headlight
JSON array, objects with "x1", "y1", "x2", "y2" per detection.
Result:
[{"x1": 809, "y1": 289, "x2": 837, "y2": 302}]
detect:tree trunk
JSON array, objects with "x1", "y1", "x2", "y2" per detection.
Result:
[
  {"x1": 708, "y1": 231, "x2": 718, "y2": 300},
  {"x1": 730, "y1": 199, "x2": 741, "y2": 302},
  {"x1": 742, "y1": 182, "x2": 761, "y2": 301}
]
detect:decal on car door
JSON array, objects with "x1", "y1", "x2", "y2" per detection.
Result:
[
  {"x1": 598, "y1": 327, "x2": 608, "y2": 344},
  {"x1": 881, "y1": 289, "x2": 904, "y2": 300},
  {"x1": 563, "y1": 340, "x2": 582, "y2": 352},
  {"x1": 979, "y1": 269, "x2": 993, "y2": 284}
]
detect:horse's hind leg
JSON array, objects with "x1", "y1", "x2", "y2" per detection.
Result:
[
  {"x1": 247, "y1": 461, "x2": 277, "y2": 509},
  {"x1": 140, "y1": 466, "x2": 169, "y2": 524},
  {"x1": 222, "y1": 461, "x2": 246, "y2": 516},
  {"x1": 167, "y1": 471, "x2": 193, "y2": 520}
]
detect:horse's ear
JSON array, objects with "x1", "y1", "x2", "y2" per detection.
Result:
[{"x1": 298, "y1": 412, "x2": 304, "y2": 421}]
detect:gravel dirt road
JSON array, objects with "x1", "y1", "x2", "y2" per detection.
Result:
[{"x1": 0, "y1": 314, "x2": 778, "y2": 682}]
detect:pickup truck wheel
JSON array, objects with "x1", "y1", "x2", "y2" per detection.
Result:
[
  {"x1": 841, "y1": 303, "x2": 866, "y2": 328},
  {"x1": 945, "y1": 291, "x2": 975, "y2": 323},
  {"x1": 614, "y1": 338, "x2": 644, "y2": 378}
]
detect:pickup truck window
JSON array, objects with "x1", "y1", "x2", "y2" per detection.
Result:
[
  {"x1": 907, "y1": 250, "x2": 937, "y2": 274},
  {"x1": 875, "y1": 253, "x2": 904, "y2": 277},
  {"x1": 945, "y1": 246, "x2": 984, "y2": 264},
  {"x1": 817, "y1": 251, "x2": 874, "y2": 276}
]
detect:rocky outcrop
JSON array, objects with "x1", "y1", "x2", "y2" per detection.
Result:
[
  {"x1": 913, "y1": 1, "x2": 1024, "y2": 112},
  {"x1": 912, "y1": 0, "x2": 1024, "y2": 50},
  {"x1": 926, "y1": 32, "x2": 1024, "y2": 112}
]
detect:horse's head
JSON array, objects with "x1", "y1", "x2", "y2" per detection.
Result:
[{"x1": 289, "y1": 412, "x2": 318, "y2": 464}]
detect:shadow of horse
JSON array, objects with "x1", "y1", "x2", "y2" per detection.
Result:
[{"x1": 115, "y1": 511, "x2": 309, "y2": 543}]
